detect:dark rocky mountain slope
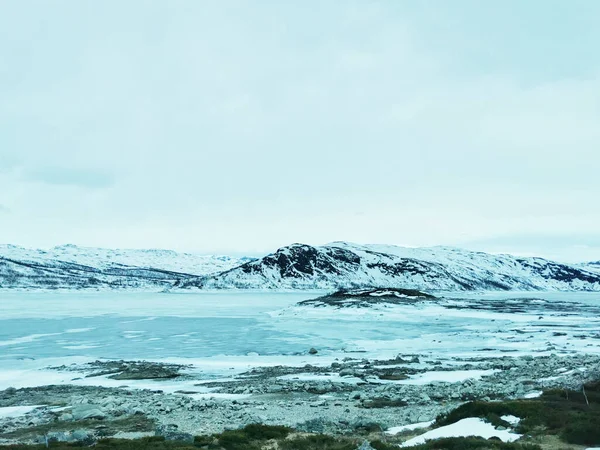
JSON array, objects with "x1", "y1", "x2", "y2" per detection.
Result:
[{"x1": 178, "y1": 242, "x2": 600, "y2": 291}]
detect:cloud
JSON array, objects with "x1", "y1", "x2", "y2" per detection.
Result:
[
  {"x1": 0, "y1": 153, "x2": 19, "y2": 174},
  {"x1": 0, "y1": 1, "x2": 598, "y2": 258},
  {"x1": 461, "y1": 233, "x2": 600, "y2": 263},
  {"x1": 23, "y1": 167, "x2": 114, "y2": 189}
]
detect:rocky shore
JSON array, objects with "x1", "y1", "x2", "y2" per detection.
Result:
[{"x1": 1, "y1": 353, "x2": 599, "y2": 446}]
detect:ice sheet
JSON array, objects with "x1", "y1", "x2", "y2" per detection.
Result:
[{"x1": 1, "y1": 291, "x2": 599, "y2": 391}]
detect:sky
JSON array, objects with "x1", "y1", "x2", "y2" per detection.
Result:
[{"x1": 1, "y1": 0, "x2": 599, "y2": 262}]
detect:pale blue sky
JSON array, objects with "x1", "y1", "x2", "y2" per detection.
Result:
[{"x1": 1, "y1": 1, "x2": 599, "y2": 261}]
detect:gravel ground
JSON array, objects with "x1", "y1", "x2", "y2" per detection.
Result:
[{"x1": 1, "y1": 353, "x2": 599, "y2": 445}]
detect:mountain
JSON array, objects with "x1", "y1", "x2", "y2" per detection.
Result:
[
  {"x1": 0, "y1": 244, "x2": 253, "y2": 290},
  {"x1": 581, "y1": 261, "x2": 600, "y2": 274},
  {"x1": 3, "y1": 242, "x2": 599, "y2": 291},
  {"x1": 177, "y1": 242, "x2": 600, "y2": 291}
]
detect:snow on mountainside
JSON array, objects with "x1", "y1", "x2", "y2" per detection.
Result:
[
  {"x1": 581, "y1": 261, "x2": 600, "y2": 274},
  {"x1": 0, "y1": 244, "x2": 252, "y2": 290},
  {"x1": 0, "y1": 244, "x2": 249, "y2": 275},
  {"x1": 2, "y1": 242, "x2": 598, "y2": 291},
  {"x1": 178, "y1": 242, "x2": 600, "y2": 291}
]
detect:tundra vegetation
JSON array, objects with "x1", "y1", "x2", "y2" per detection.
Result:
[{"x1": 1, "y1": 381, "x2": 598, "y2": 450}]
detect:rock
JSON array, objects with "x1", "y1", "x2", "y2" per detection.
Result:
[
  {"x1": 164, "y1": 432, "x2": 194, "y2": 442},
  {"x1": 309, "y1": 348, "x2": 318, "y2": 355},
  {"x1": 59, "y1": 413, "x2": 73, "y2": 421},
  {"x1": 353, "y1": 421, "x2": 383, "y2": 433},
  {"x1": 357, "y1": 441, "x2": 376, "y2": 450},
  {"x1": 45, "y1": 429, "x2": 93, "y2": 445},
  {"x1": 72, "y1": 429, "x2": 94, "y2": 444},
  {"x1": 46, "y1": 431, "x2": 73, "y2": 443},
  {"x1": 72, "y1": 405, "x2": 107, "y2": 420},
  {"x1": 100, "y1": 361, "x2": 183, "y2": 380},
  {"x1": 298, "y1": 418, "x2": 327, "y2": 433},
  {"x1": 103, "y1": 402, "x2": 116, "y2": 411},
  {"x1": 155, "y1": 424, "x2": 194, "y2": 442}
]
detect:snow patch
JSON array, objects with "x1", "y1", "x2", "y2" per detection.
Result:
[
  {"x1": 386, "y1": 421, "x2": 434, "y2": 435},
  {"x1": 501, "y1": 415, "x2": 521, "y2": 426},
  {"x1": 0, "y1": 405, "x2": 45, "y2": 419},
  {"x1": 396, "y1": 370, "x2": 499, "y2": 385},
  {"x1": 523, "y1": 391, "x2": 543, "y2": 399},
  {"x1": 400, "y1": 417, "x2": 522, "y2": 447}
]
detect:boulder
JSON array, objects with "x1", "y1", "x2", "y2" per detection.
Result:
[
  {"x1": 310, "y1": 400, "x2": 327, "y2": 407},
  {"x1": 357, "y1": 442, "x2": 376, "y2": 450},
  {"x1": 46, "y1": 432, "x2": 73, "y2": 443},
  {"x1": 349, "y1": 391, "x2": 362, "y2": 400},
  {"x1": 72, "y1": 405, "x2": 107, "y2": 420},
  {"x1": 156, "y1": 424, "x2": 194, "y2": 443},
  {"x1": 72, "y1": 429, "x2": 94, "y2": 444}
]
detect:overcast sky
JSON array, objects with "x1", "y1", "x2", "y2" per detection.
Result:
[{"x1": 1, "y1": 1, "x2": 599, "y2": 262}]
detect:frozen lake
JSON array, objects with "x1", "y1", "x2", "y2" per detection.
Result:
[
  {"x1": 0, "y1": 292, "x2": 317, "y2": 360},
  {"x1": 1, "y1": 290, "x2": 600, "y2": 390}
]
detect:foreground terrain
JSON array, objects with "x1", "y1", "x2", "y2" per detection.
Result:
[
  {"x1": 1, "y1": 352, "x2": 599, "y2": 449},
  {"x1": 1, "y1": 290, "x2": 599, "y2": 448}
]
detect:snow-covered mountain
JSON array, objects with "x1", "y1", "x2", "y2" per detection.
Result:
[
  {"x1": 0, "y1": 244, "x2": 253, "y2": 290},
  {"x1": 3, "y1": 242, "x2": 599, "y2": 291},
  {"x1": 581, "y1": 261, "x2": 600, "y2": 274},
  {"x1": 177, "y1": 242, "x2": 600, "y2": 291}
]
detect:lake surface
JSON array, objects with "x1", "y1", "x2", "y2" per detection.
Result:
[
  {"x1": 1, "y1": 290, "x2": 599, "y2": 389},
  {"x1": 0, "y1": 292, "x2": 317, "y2": 360}
]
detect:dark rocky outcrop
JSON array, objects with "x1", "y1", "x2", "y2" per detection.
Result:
[{"x1": 299, "y1": 288, "x2": 436, "y2": 308}]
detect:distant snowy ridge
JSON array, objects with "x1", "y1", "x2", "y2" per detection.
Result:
[
  {"x1": 581, "y1": 261, "x2": 600, "y2": 274},
  {"x1": 0, "y1": 244, "x2": 253, "y2": 290},
  {"x1": 177, "y1": 242, "x2": 600, "y2": 291},
  {"x1": 2, "y1": 242, "x2": 599, "y2": 291}
]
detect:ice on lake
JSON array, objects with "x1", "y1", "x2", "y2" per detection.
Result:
[{"x1": 1, "y1": 290, "x2": 599, "y2": 390}]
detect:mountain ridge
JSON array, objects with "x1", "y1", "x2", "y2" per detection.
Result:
[
  {"x1": 178, "y1": 242, "x2": 600, "y2": 292},
  {"x1": 581, "y1": 261, "x2": 600, "y2": 274},
  {"x1": 0, "y1": 244, "x2": 253, "y2": 290},
  {"x1": 1, "y1": 242, "x2": 599, "y2": 291}
]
